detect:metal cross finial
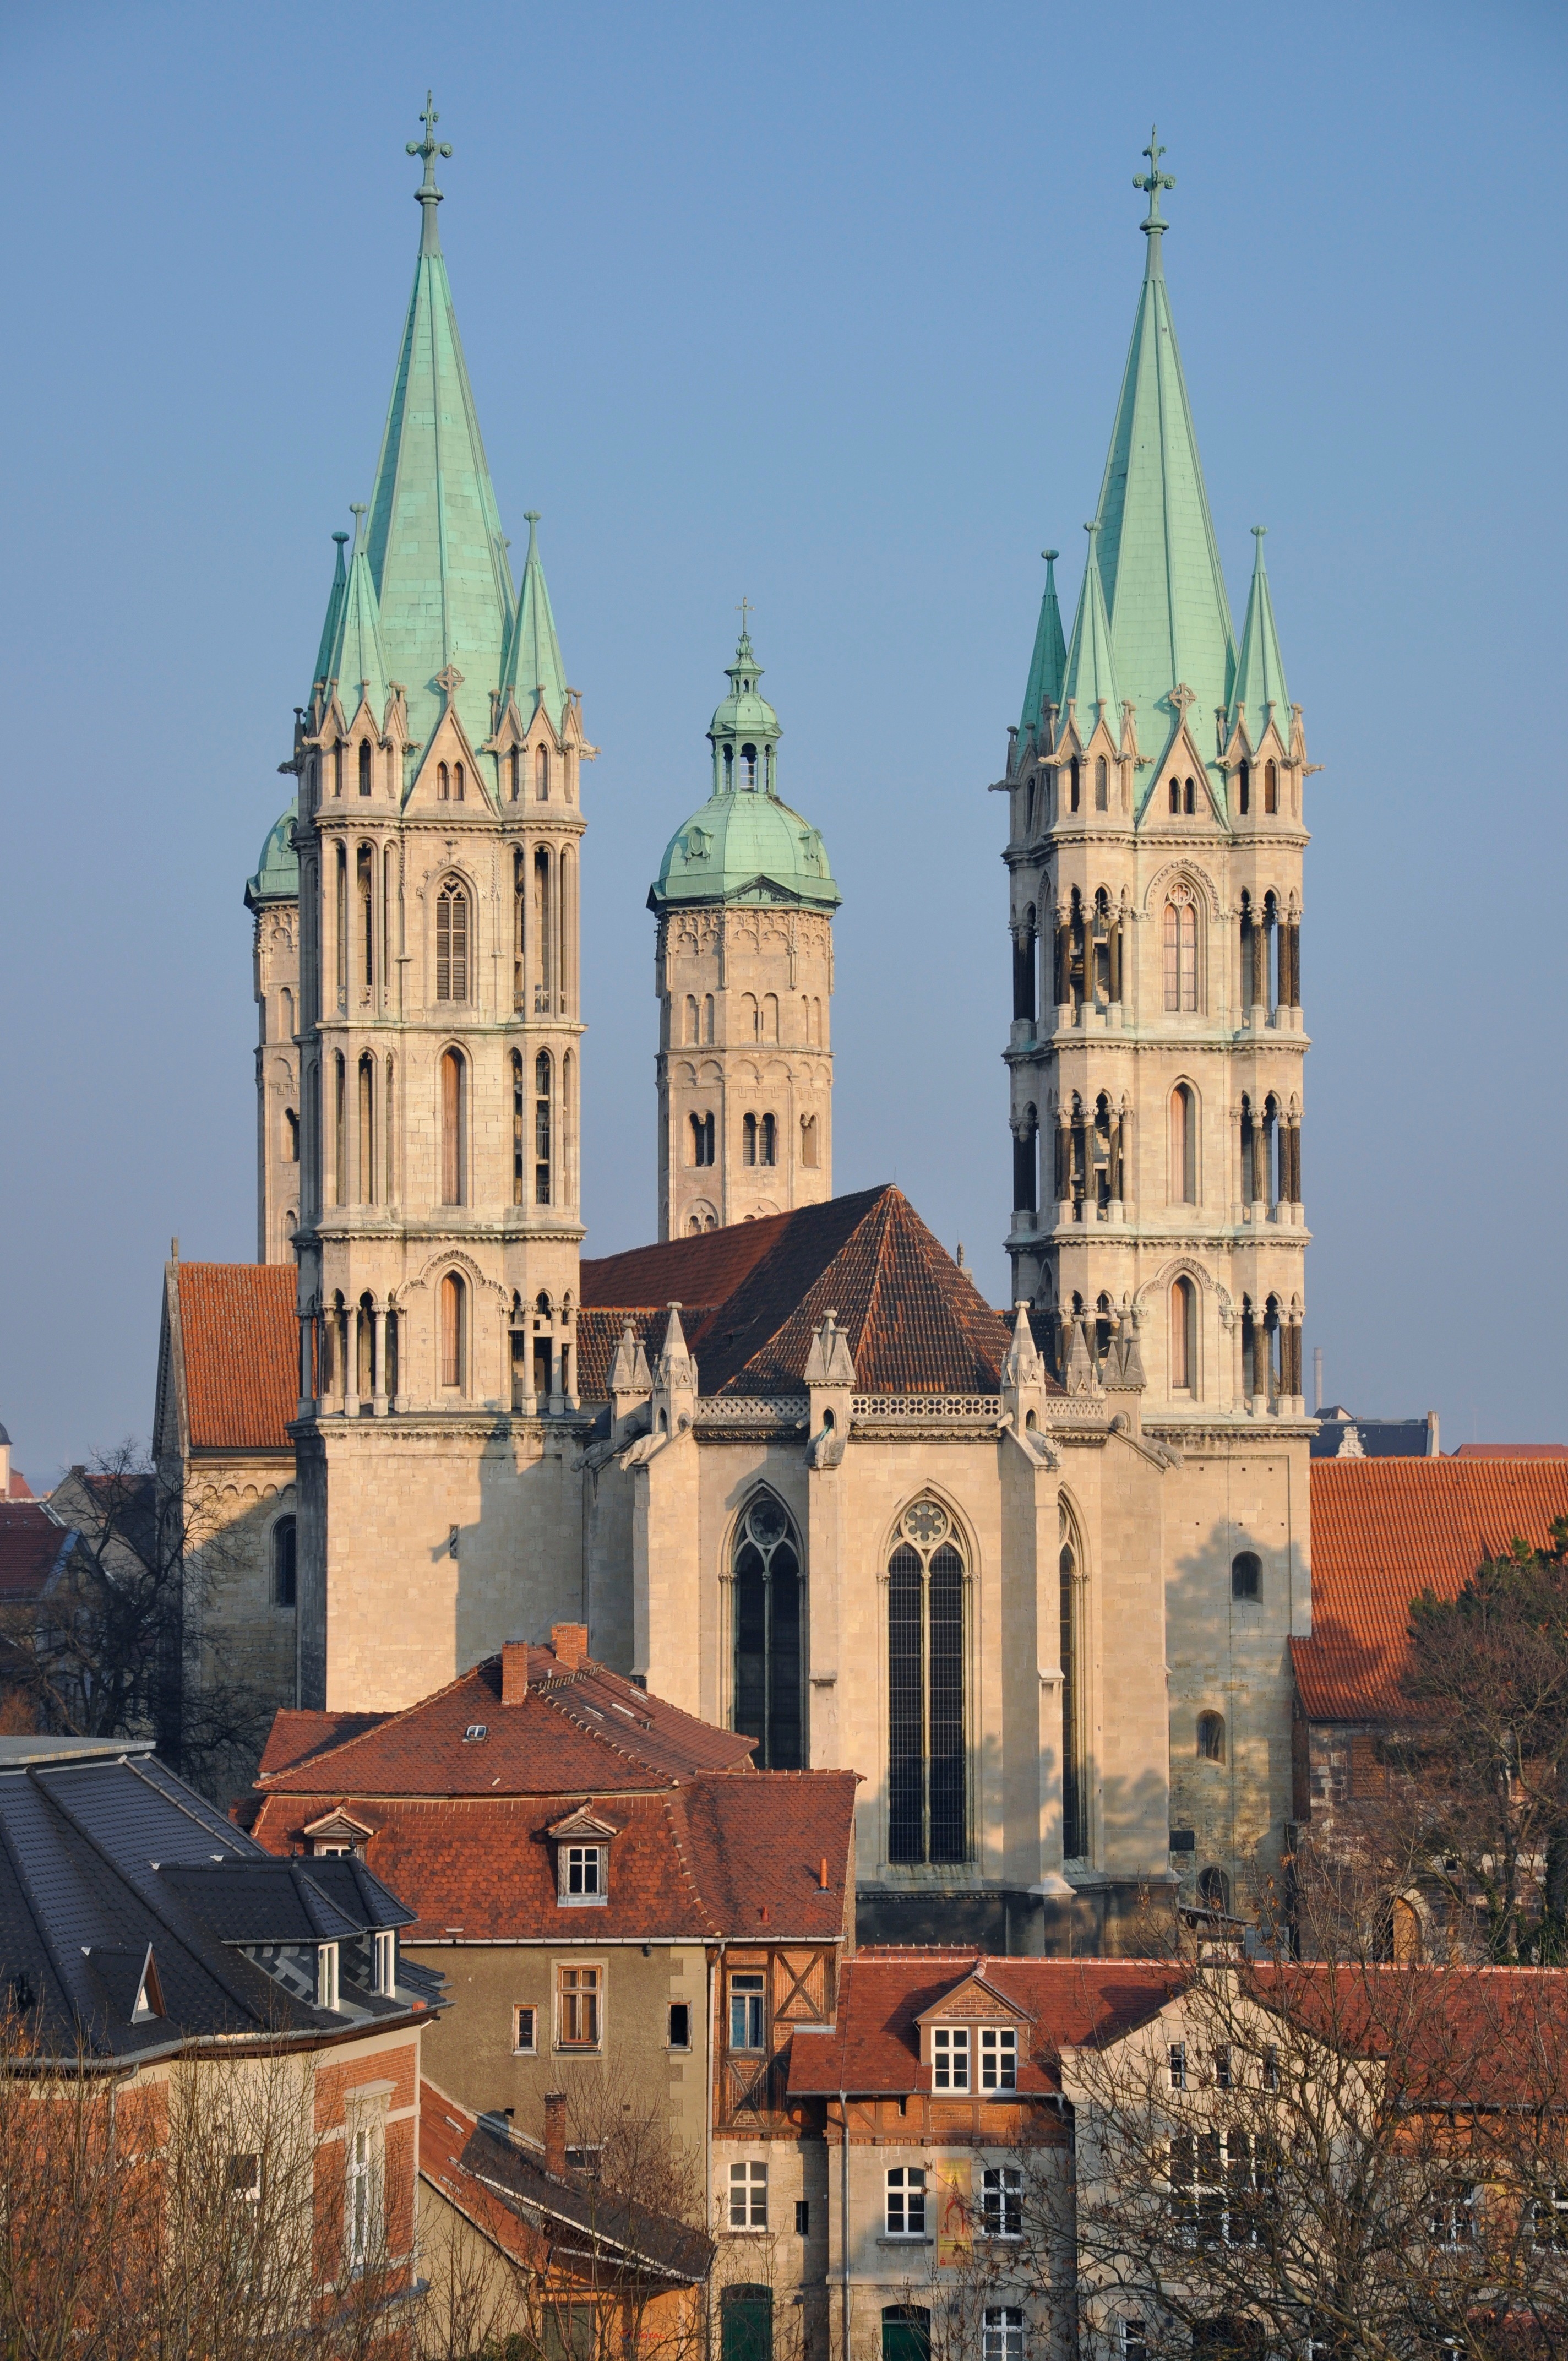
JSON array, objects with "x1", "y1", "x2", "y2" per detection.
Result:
[
  {"x1": 406, "y1": 90, "x2": 453, "y2": 187},
  {"x1": 736, "y1": 597, "x2": 754, "y2": 649},
  {"x1": 1134, "y1": 124, "x2": 1176, "y2": 222}
]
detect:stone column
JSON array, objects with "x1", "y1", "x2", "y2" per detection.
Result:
[
  {"x1": 298, "y1": 1312, "x2": 315, "y2": 1419},
  {"x1": 372, "y1": 1305, "x2": 388, "y2": 1418}
]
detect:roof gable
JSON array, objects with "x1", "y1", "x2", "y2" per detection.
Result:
[
  {"x1": 172, "y1": 1263, "x2": 297, "y2": 1454},
  {"x1": 915, "y1": 1968, "x2": 1036, "y2": 2026}
]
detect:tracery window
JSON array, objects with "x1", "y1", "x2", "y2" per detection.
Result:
[
  {"x1": 887, "y1": 1500, "x2": 967, "y2": 1864},
  {"x1": 435, "y1": 879, "x2": 469, "y2": 1002},
  {"x1": 1163, "y1": 886, "x2": 1198, "y2": 1013},
  {"x1": 732, "y1": 1493, "x2": 803, "y2": 1769}
]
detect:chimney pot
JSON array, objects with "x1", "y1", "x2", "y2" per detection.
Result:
[
  {"x1": 551, "y1": 1623, "x2": 589, "y2": 1672},
  {"x1": 543, "y1": 2089, "x2": 568, "y2": 2177},
  {"x1": 501, "y1": 1642, "x2": 531, "y2": 1705}
]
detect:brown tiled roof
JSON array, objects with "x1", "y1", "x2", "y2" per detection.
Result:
[
  {"x1": 1293, "y1": 1458, "x2": 1568, "y2": 1722},
  {"x1": 0, "y1": 1504, "x2": 77, "y2": 1602},
  {"x1": 1451, "y1": 1444, "x2": 1568, "y2": 1459},
  {"x1": 176, "y1": 1263, "x2": 297, "y2": 1452},
  {"x1": 256, "y1": 1642, "x2": 755, "y2": 1799},
  {"x1": 787, "y1": 1955, "x2": 1182, "y2": 2096},
  {"x1": 251, "y1": 1770, "x2": 856, "y2": 1944},
  {"x1": 6, "y1": 1471, "x2": 33, "y2": 1502},
  {"x1": 1245, "y1": 1963, "x2": 1568, "y2": 2108},
  {"x1": 581, "y1": 1187, "x2": 1026, "y2": 1399},
  {"x1": 258, "y1": 1710, "x2": 390, "y2": 1781}
]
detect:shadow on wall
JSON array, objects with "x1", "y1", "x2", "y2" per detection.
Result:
[{"x1": 449, "y1": 1417, "x2": 585, "y2": 1677}]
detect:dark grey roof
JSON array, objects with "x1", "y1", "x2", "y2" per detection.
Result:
[
  {"x1": 459, "y1": 2115, "x2": 715, "y2": 2284},
  {"x1": 0, "y1": 1748, "x2": 438, "y2": 2063}
]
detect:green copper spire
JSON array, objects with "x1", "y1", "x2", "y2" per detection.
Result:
[
  {"x1": 363, "y1": 98, "x2": 515, "y2": 765},
  {"x1": 324, "y1": 505, "x2": 391, "y2": 725},
  {"x1": 1227, "y1": 526, "x2": 1290, "y2": 744},
  {"x1": 1019, "y1": 550, "x2": 1067, "y2": 743},
  {"x1": 1060, "y1": 523, "x2": 1120, "y2": 730},
  {"x1": 311, "y1": 532, "x2": 350, "y2": 695},
  {"x1": 499, "y1": 512, "x2": 568, "y2": 733},
  {"x1": 1090, "y1": 130, "x2": 1235, "y2": 784}
]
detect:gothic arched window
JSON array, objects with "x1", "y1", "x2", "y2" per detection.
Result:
[
  {"x1": 1169, "y1": 1083, "x2": 1197, "y2": 1204},
  {"x1": 452, "y1": 761, "x2": 465, "y2": 802},
  {"x1": 1198, "y1": 1866, "x2": 1231, "y2": 1912},
  {"x1": 732, "y1": 1494, "x2": 803, "y2": 1770},
  {"x1": 888, "y1": 1500, "x2": 967, "y2": 1865},
  {"x1": 537, "y1": 745, "x2": 550, "y2": 800},
  {"x1": 438, "y1": 761, "x2": 450, "y2": 801},
  {"x1": 435, "y1": 880, "x2": 469, "y2": 1002},
  {"x1": 439, "y1": 1270, "x2": 467, "y2": 1392},
  {"x1": 535, "y1": 1051, "x2": 552, "y2": 1206},
  {"x1": 1170, "y1": 1276, "x2": 1197, "y2": 1392},
  {"x1": 1238, "y1": 759, "x2": 1251, "y2": 815},
  {"x1": 1197, "y1": 1711, "x2": 1226, "y2": 1763},
  {"x1": 358, "y1": 739, "x2": 371, "y2": 797},
  {"x1": 440, "y1": 1048, "x2": 466, "y2": 1207},
  {"x1": 511, "y1": 1051, "x2": 525, "y2": 1206},
  {"x1": 1183, "y1": 776, "x2": 1196, "y2": 814},
  {"x1": 1059, "y1": 1499, "x2": 1087, "y2": 1860},
  {"x1": 1163, "y1": 888, "x2": 1198, "y2": 1013},
  {"x1": 1069, "y1": 758, "x2": 1080, "y2": 812},
  {"x1": 357, "y1": 1053, "x2": 375, "y2": 1204},
  {"x1": 1094, "y1": 755, "x2": 1108, "y2": 812},
  {"x1": 1264, "y1": 759, "x2": 1278, "y2": 814}
]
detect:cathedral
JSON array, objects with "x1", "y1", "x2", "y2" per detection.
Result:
[{"x1": 160, "y1": 115, "x2": 1314, "y2": 1951}]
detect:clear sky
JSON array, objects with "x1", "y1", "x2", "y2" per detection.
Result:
[{"x1": 1, "y1": 0, "x2": 1564, "y2": 1486}]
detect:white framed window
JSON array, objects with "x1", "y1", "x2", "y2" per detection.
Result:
[
  {"x1": 729, "y1": 2159, "x2": 768, "y2": 2230},
  {"x1": 317, "y1": 1943, "x2": 340, "y2": 2012},
  {"x1": 346, "y1": 2123, "x2": 379, "y2": 2270},
  {"x1": 886, "y1": 2165, "x2": 927, "y2": 2237},
  {"x1": 983, "y1": 2309, "x2": 1025, "y2": 2361},
  {"x1": 979, "y1": 2027, "x2": 1016, "y2": 2089},
  {"x1": 1168, "y1": 2040, "x2": 1186, "y2": 2091},
  {"x1": 559, "y1": 1845, "x2": 606, "y2": 1904},
  {"x1": 1532, "y1": 2186, "x2": 1568, "y2": 2250},
  {"x1": 981, "y1": 2166, "x2": 1022, "y2": 2237},
  {"x1": 372, "y1": 1930, "x2": 396, "y2": 1996},
  {"x1": 1118, "y1": 2320, "x2": 1146, "y2": 2361},
  {"x1": 729, "y1": 1973, "x2": 765, "y2": 2051},
  {"x1": 513, "y1": 2004, "x2": 537, "y2": 2054},
  {"x1": 1430, "y1": 2177, "x2": 1477, "y2": 2250},
  {"x1": 226, "y1": 2152, "x2": 262, "y2": 2206},
  {"x1": 1169, "y1": 2131, "x2": 1269, "y2": 2247},
  {"x1": 556, "y1": 1963, "x2": 602, "y2": 2049},
  {"x1": 932, "y1": 2025, "x2": 969, "y2": 2091}
]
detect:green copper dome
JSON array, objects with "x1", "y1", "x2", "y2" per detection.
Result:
[
  {"x1": 649, "y1": 632, "x2": 839, "y2": 914},
  {"x1": 244, "y1": 803, "x2": 300, "y2": 910}
]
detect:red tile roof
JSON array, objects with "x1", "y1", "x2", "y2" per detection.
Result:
[
  {"x1": 1451, "y1": 1444, "x2": 1568, "y2": 1459},
  {"x1": 6, "y1": 1471, "x2": 33, "y2": 1502},
  {"x1": 1245, "y1": 1963, "x2": 1568, "y2": 2108},
  {"x1": 175, "y1": 1263, "x2": 297, "y2": 1452},
  {"x1": 580, "y1": 1187, "x2": 1027, "y2": 1399},
  {"x1": 256, "y1": 1642, "x2": 755, "y2": 1799},
  {"x1": 1293, "y1": 1457, "x2": 1568, "y2": 1722},
  {"x1": 251, "y1": 1771, "x2": 856, "y2": 1944},
  {"x1": 0, "y1": 1504, "x2": 76, "y2": 1602},
  {"x1": 787, "y1": 1955, "x2": 1183, "y2": 2096}
]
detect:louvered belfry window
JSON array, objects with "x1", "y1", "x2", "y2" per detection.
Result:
[
  {"x1": 435, "y1": 880, "x2": 469, "y2": 1002},
  {"x1": 887, "y1": 1500, "x2": 967, "y2": 1864}
]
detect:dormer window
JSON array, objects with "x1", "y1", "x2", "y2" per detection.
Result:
[
  {"x1": 373, "y1": 1930, "x2": 396, "y2": 1997},
  {"x1": 932, "y1": 2025, "x2": 969, "y2": 2091},
  {"x1": 979, "y1": 2027, "x2": 1016, "y2": 2089},
  {"x1": 559, "y1": 1845, "x2": 606, "y2": 1904},
  {"x1": 317, "y1": 1943, "x2": 340, "y2": 2012}
]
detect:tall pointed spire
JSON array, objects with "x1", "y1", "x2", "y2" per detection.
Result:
[
  {"x1": 1227, "y1": 526, "x2": 1290, "y2": 744},
  {"x1": 325, "y1": 506, "x2": 391, "y2": 726},
  {"x1": 500, "y1": 512, "x2": 568, "y2": 734},
  {"x1": 1060, "y1": 523, "x2": 1120, "y2": 730},
  {"x1": 1019, "y1": 550, "x2": 1067, "y2": 744},
  {"x1": 1090, "y1": 131, "x2": 1235, "y2": 775},
  {"x1": 363, "y1": 99, "x2": 515, "y2": 766},
  {"x1": 311, "y1": 532, "x2": 350, "y2": 697}
]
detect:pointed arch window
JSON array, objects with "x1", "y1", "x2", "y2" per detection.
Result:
[
  {"x1": 888, "y1": 1500, "x2": 967, "y2": 1865},
  {"x1": 357, "y1": 1053, "x2": 375, "y2": 1204},
  {"x1": 535, "y1": 1051, "x2": 553, "y2": 1205},
  {"x1": 1169, "y1": 1084, "x2": 1197, "y2": 1204},
  {"x1": 537, "y1": 746, "x2": 550, "y2": 800},
  {"x1": 439, "y1": 1271, "x2": 467, "y2": 1392},
  {"x1": 1184, "y1": 776, "x2": 1196, "y2": 814},
  {"x1": 1168, "y1": 777, "x2": 1180, "y2": 814},
  {"x1": 1163, "y1": 889, "x2": 1198, "y2": 1013},
  {"x1": 358, "y1": 740, "x2": 371, "y2": 796},
  {"x1": 1069, "y1": 759, "x2": 1081, "y2": 813},
  {"x1": 440, "y1": 1049, "x2": 466, "y2": 1206},
  {"x1": 438, "y1": 762, "x2": 450, "y2": 800},
  {"x1": 1059, "y1": 1500, "x2": 1087, "y2": 1860},
  {"x1": 453, "y1": 762, "x2": 465, "y2": 802},
  {"x1": 435, "y1": 879, "x2": 470, "y2": 1002},
  {"x1": 1170, "y1": 1276, "x2": 1197, "y2": 1393},
  {"x1": 357, "y1": 846, "x2": 374, "y2": 994},
  {"x1": 732, "y1": 1494, "x2": 803, "y2": 1769},
  {"x1": 1264, "y1": 759, "x2": 1278, "y2": 814},
  {"x1": 1238, "y1": 760, "x2": 1251, "y2": 816},
  {"x1": 510, "y1": 748, "x2": 521, "y2": 801},
  {"x1": 1094, "y1": 755, "x2": 1108, "y2": 812},
  {"x1": 333, "y1": 1053, "x2": 347, "y2": 1206},
  {"x1": 511, "y1": 1051, "x2": 525, "y2": 1206},
  {"x1": 533, "y1": 849, "x2": 553, "y2": 1012}
]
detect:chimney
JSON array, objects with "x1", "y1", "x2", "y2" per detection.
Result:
[
  {"x1": 501, "y1": 1642, "x2": 531, "y2": 1705},
  {"x1": 551, "y1": 1623, "x2": 588, "y2": 1672},
  {"x1": 543, "y1": 2089, "x2": 568, "y2": 2177}
]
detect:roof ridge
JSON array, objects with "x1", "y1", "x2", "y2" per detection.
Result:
[{"x1": 257, "y1": 1657, "x2": 500, "y2": 1787}]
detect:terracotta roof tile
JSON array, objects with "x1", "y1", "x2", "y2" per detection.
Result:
[
  {"x1": 1293, "y1": 1458, "x2": 1568, "y2": 1722},
  {"x1": 251, "y1": 1770, "x2": 856, "y2": 1944},
  {"x1": 256, "y1": 1643, "x2": 754, "y2": 1798},
  {"x1": 0, "y1": 1505, "x2": 75, "y2": 1602},
  {"x1": 581, "y1": 1187, "x2": 1028, "y2": 1400},
  {"x1": 257, "y1": 1709, "x2": 389, "y2": 1781},
  {"x1": 176, "y1": 1264, "x2": 297, "y2": 1452}
]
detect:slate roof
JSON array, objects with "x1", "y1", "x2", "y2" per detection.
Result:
[
  {"x1": 255, "y1": 1642, "x2": 755, "y2": 1799},
  {"x1": 579, "y1": 1186, "x2": 1022, "y2": 1400},
  {"x1": 0, "y1": 1503, "x2": 78, "y2": 1602},
  {"x1": 173, "y1": 1263, "x2": 297, "y2": 1453},
  {"x1": 787, "y1": 1954, "x2": 1182, "y2": 2096},
  {"x1": 0, "y1": 1747, "x2": 436, "y2": 2062},
  {"x1": 1293, "y1": 1457, "x2": 1568, "y2": 1722},
  {"x1": 421, "y1": 2079, "x2": 714, "y2": 2284}
]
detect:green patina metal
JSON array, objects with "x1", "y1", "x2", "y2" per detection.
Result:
[
  {"x1": 311, "y1": 533, "x2": 350, "y2": 697},
  {"x1": 499, "y1": 512, "x2": 568, "y2": 735},
  {"x1": 245, "y1": 803, "x2": 300, "y2": 908},
  {"x1": 1060, "y1": 522, "x2": 1120, "y2": 736},
  {"x1": 1064, "y1": 129, "x2": 1240, "y2": 813},
  {"x1": 323, "y1": 505, "x2": 392, "y2": 727},
  {"x1": 358, "y1": 96, "x2": 517, "y2": 763},
  {"x1": 1227, "y1": 526, "x2": 1291, "y2": 746},
  {"x1": 1019, "y1": 550, "x2": 1066, "y2": 744},
  {"x1": 649, "y1": 632, "x2": 839, "y2": 914}
]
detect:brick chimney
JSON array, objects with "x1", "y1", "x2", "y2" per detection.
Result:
[
  {"x1": 551, "y1": 1623, "x2": 589, "y2": 1672},
  {"x1": 543, "y1": 2089, "x2": 568, "y2": 2177},
  {"x1": 501, "y1": 1643, "x2": 531, "y2": 1706}
]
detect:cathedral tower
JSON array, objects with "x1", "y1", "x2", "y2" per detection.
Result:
[
  {"x1": 1001, "y1": 135, "x2": 1309, "y2": 1424},
  {"x1": 284, "y1": 105, "x2": 595, "y2": 1709},
  {"x1": 649, "y1": 629, "x2": 839, "y2": 1238}
]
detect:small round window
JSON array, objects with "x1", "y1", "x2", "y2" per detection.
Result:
[{"x1": 901, "y1": 1501, "x2": 949, "y2": 1548}]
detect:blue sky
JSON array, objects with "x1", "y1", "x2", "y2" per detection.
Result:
[{"x1": 1, "y1": 0, "x2": 1564, "y2": 1483}]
